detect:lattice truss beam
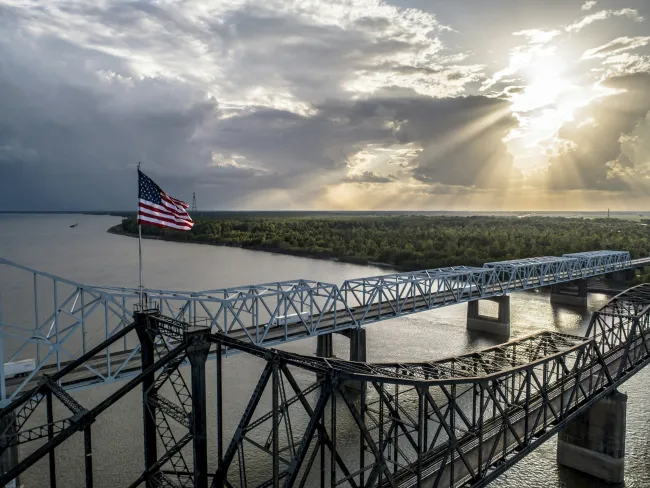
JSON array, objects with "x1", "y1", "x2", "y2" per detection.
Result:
[
  {"x1": 0, "y1": 251, "x2": 638, "y2": 400},
  {"x1": 209, "y1": 286, "x2": 650, "y2": 488},
  {"x1": 2, "y1": 284, "x2": 650, "y2": 488}
]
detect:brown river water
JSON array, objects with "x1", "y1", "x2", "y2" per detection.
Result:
[{"x1": 0, "y1": 214, "x2": 648, "y2": 488}]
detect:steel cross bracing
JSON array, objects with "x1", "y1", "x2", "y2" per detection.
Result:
[
  {"x1": 2, "y1": 284, "x2": 650, "y2": 488},
  {"x1": 0, "y1": 250, "x2": 648, "y2": 400}
]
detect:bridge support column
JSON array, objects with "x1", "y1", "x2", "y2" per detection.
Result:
[
  {"x1": 316, "y1": 333, "x2": 333, "y2": 358},
  {"x1": 187, "y1": 330, "x2": 211, "y2": 488},
  {"x1": 550, "y1": 280, "x2": 588, "y2": 307},
  {"x1": 466, "y1": 296, "x2": 510, "y2": 336},
  {"x1": 557, "y1": 390, "x2": 627, "y2": 483},
  {"x1": 0, "y1": 412, "x2": 20, "y2": 488},
  {"x1": 348, "y1": 328, "x2": 367, "y2": 363},
  {"x1": 135, "y1": 312, "x2": 158, "y2": 488},
  {"x1": 610, "y1": 269, "x2": 636, "y2": 282},
  {"x1": 343, "y1": 328, "x2": 367, "y2": 392}
]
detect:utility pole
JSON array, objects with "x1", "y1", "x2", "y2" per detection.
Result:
[{"x1": 191, "y1": 192, "x2": 197, "y2": 213}]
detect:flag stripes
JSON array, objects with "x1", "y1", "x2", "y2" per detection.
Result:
[{"x1": 137, "y1": 170, "x2": 194, "y2": 231}]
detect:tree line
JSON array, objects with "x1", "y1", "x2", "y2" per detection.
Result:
[{"x1": 116, "y1": 215, "x2": 650, "y2": 272}]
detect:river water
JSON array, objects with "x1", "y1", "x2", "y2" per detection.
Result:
[{"x1": 0, "y1": 214, "x2": 648, "y2": 488}]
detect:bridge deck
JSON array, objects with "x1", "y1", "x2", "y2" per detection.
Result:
[{"x1": 2, "y1": 253, "x2": 649, "y2": 400}]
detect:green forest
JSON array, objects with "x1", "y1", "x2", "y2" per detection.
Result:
[{"x1": 115, "y1": 215, "x2": 650, "y2": 274}]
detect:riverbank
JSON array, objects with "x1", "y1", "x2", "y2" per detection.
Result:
[
  {"x1": 112, "y1": 213, "x2": 650, "y2": 275},
  {"x1": 107, "y1": 224, "x2": 400, "y2": 271}
]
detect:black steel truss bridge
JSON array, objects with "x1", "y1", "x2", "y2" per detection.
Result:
[{"x1": 1, "y1": 282, "x2": 650, "y2": 488}]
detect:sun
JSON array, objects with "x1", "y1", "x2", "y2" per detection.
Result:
[
  {"x1": 505, "y1": 51, "x2": 595, "y2": 172},
  {"x1": 511, "y1": 53, "x2": 582, "y2": 113}
]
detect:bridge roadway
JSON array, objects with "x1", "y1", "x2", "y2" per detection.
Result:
[
  {"x1": 0, "y1": 280, "x2": 618, "y2": 392},
  {"x1": 6, "y1": 258, "x2": 650, "y2": 393},
  {"x1": 4, "y1": 257, "x2": 650, "y2": 396},
  {"x1": 388, "y1": 332, "x2": 649, "y2": 488}
]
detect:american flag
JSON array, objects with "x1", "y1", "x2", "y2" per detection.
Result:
[{"x1": 138, "y1": 170, "x2": 194, "y2": 230}]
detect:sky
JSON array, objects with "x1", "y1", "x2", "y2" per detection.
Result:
[{"x1": 1, "y1": 0, "x2": 650, "y2": 211}]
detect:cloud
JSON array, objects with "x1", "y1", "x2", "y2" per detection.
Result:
[
  {"x1": 0, "y1": 12, "x2": 516, "y2": 210},
  {"x1": 581, "y1": 1, "x2": 597, "y2": 11},
  {"x1": 208, "y1": 94, "x2": 518, "y2": 189},
  {"x1": 601, "y1": 53, "x2": 650, "y2": 77},
  {"x1": 342, "y1": 171, "x2": 397, "y2": 184},
  {"x1": 545, "y1": 72, "x2": 650, "y2": 191},
  {"x1": 0, "y1": 0, "x2": 500, "y2": 210},
  {"x1": 481, "y1": 42, "x2": 556, "y2": 92},
  {"x1": 581, "y1": 36, "x2": 650, "y2": 59},
  {"x1": 390, "y1": 96, "x2": 520, "y2": 188},
  {"x1": 0, "y1": 0, "x2": 464, "y2": 108},
  {"x1": 513, "y1": 29, "x2": 561, "y2": 44},
  {"x1": 565, "y1": 8, "x2": 644, "y2": 33},
  {"x1": 3, "y1": 0, "x2": 648, "y2": 211}
]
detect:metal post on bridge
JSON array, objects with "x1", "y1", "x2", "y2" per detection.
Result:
[
  {"x1": 187, "y1": 330, "x2": 211, "y2": 488},
  {"x1": 0, "y1": 292, "x2": 6, "y2": 405},
  {"x1": 0, "y1": 292, "x2": 19, "y2": 488},
  {"x1": 135, "y1": 311, "x2": 158, "y2": 488}
]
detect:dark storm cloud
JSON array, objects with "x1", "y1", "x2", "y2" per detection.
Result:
[
  {"x1": 388, "y1": 96, "x2": 519, "y2": 188},
  {"x1": 0, "y1": 0, "x2": 514, "y2": 210},
  {"x1": 208, "y1": 94, "x2": 518, "y2": 189},
  {"x1": 0, "y1": 28, "x2": 241, "y2": 210},
  {"x1": 546, "y1": 72, "x2": 650, "y2": 191},
  {"x1": 0, "y1": 31, "x2": 515, "y2": 210},
  {"x1": 342, "y1": 171, "x2": 397, "y2": 184}
]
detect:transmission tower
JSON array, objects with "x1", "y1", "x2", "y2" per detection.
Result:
[{"x1": 191, "y1": 192, "x2": 197, "y2": 213}]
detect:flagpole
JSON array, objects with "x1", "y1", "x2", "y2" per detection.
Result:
[
  {"x1": 138, "y1": 162, "x2": 144, "y2": 307},
  {"x1": 139, "y1": 223, "x2": 143, "y2": 306}
]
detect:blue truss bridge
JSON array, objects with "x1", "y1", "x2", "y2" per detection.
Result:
[{"x1": 0, "y1": 250, "x2": 649, "y2": 402}]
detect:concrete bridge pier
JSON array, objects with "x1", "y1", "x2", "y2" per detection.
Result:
[
  {"x1": 609, "y1": 268, "x2": 636, "y2": 282},
  {"x1": 346, "y1": 328, "x2": 367, "y2": 363},
  {"x1": 557, "y1": 390, "x2": 627, "y2": 483},
  {"x1": 341, "y1": 328, "x2": 367, "y2": 391},
  {"x1": 466, "y1": 296, "x2": 510, "y2": 336},
  {"x1": 316, "y1": 333, "x2": 333, "y2": 358},
  {"x1": 550, "y1": 280, "x2": 588, "y2": 307},
  {"x1": 315, "y1": 329, "x2": 367, "y2": 391},
  {"x1": 315, "y1": 329, "x2": 367, "y2": 362}
]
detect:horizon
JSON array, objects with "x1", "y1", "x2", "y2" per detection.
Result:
[
  {"x1": 2, "y1": 210, "x2": 649, "y2": 215},
  {"x1": 1, "y1": 0, "x2": 650, "y2": 211}
]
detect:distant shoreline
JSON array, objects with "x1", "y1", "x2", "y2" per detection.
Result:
[{"x1": 107, "y1": 224, "x2": 400, "y2": 270}]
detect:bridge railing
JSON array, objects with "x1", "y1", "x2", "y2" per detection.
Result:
[
  {"x1": 340, "y1": 266, "x2": 500, "y2": 324},
  {"x1": 563, "y1": 250, "x2": 631, "y2": 276},
  {"x1": 193, "y1": 279, "x2": 353, "y2": 340},
  {"x1": 0, "y1": 258, "x2": 362, "y2": 401},
  {"x1": 484, "y1": 256, "x2": 585, "y2": 290},
  {"x1": 0, "y1": 259, "x2": 142, "y2": 404}
]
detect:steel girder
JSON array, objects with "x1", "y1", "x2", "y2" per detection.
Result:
[
  {"x1": 0, "y1": 251, "x2": 647, "y2": 400},
  {"x1": 209, "y1": 286, "x2": 650, "y2": 488},
  {"x1": 0, "y1": 310, "x2": 209, "y2": 488},
  {"x1": 340, "y1": 266, "x2": 499, "y2": 321},
  {"x1": 561, "y1": 250, "x2": 631, "y2": 275},
  {"x1": 483, "y1": 256, "x2": 583, "y2": 290},
  {"x1": 2, "y1": 281, "x2": 650, "y2": 488}
]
